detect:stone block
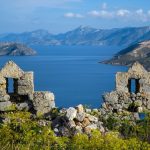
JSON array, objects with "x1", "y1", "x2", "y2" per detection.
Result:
[
  {"x1": 0, "y1": 94, "x2": 10, "y2": 102},
  {"x1": 33, "y1": 91, "x2": 55, "y2": 115},
  {"x1": 65, "y1": 107, "x2": 77, "y2": 121},
  {"x1": 0, "y1": 101, "x2": 13, "y2": 111}
]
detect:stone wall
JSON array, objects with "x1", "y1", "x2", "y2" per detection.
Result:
[
  {"x1": 0, "y1": 61, "x2": 55, "y2": 115},
  {"x1": 116, "y1": 62, "x2": 150, "y2": 94},
  {"x1": 102, "y1": 62, "x2": 150, "y2": 120},
  {"x1": 33, "y1": 92, "x2": 55, "y2": 115}
]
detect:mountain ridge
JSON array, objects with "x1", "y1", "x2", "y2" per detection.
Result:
[
  {"x1": 1, "y1": 26, "x2": 150, "y2": 46},
  {"x1": 102, "y1": 40, "x2": 150, "y2": 71}
]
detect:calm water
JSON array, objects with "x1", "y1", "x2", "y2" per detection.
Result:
[{"x1": 0, "y1": 46, "x2": 128, "y2": 108}]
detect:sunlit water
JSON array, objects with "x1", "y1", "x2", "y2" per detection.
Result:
[{"x1": 0, "y1": 46, "x2": 128, "y2": 108}]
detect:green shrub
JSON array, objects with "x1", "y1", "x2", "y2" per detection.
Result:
[{"x1": 0, "y1": 111, "x2": 150, "y2": 150}]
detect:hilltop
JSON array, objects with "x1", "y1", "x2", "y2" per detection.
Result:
[
  {"x1": 0, "y1": 42, "x2": 37, "y2": 56},
  {"x1": 102, "y1": 40, "x2": 150, "y2": 70}
]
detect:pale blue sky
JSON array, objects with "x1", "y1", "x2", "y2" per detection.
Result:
[{"x1": 0, "y1": 0, "x2": 150, "y2": 34}]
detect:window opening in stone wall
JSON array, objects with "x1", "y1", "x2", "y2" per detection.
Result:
[
  {"x1": 128, "y1": 79, "x2": 140, "y2": 93},
  {"x1": 6, "y1": 78, "x2": 18, "y2": 94}
]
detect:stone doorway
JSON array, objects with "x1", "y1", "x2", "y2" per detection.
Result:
[
  {"x1": 6, "y1": 78, "x2": 19, "y2": 101},
  {"x1": 6, "y1": 78, "x2": 18, "y2": 94},
  {"x1": 128, "y1": 78, "x2": 140, "y2": 93}
]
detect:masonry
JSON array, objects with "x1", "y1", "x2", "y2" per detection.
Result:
[
  {"x1": 101, "y1": 62, "x2": 150, "y2": 118},
  {"x1": 0, "y1": 61, "x2": 55, "y2": 115}
]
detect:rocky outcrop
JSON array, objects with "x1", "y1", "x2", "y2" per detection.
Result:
[
  {"x1": 0, "y1": 42, "x2": 37, "y2": 56},
  {"x1": 103, "y1": 40, "x2": 150, "y2": 71},
  {"x1": 101, "y1": 62, "x2": 150, "y2": 121},
  {"x1": 51, "y1": 104, "x2": 105, "y2": 137}
]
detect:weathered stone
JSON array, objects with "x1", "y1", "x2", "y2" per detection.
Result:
[
  {"x1": 133, "y1": 113, "x2": 140, "y2": 120},
  {"x1": 103, "y1": 91, "x2": 118, "y2": 105},
  {"x1": 74, "y1": 126, "x2": 83, "y2": 134},
  {"x1": 86, "y1": 124, "x2": 97, "y2": 130},
  {"x1": 84, "y1": 124, "x2": 97, "y2": 134},
  {"x1": 101, "y1": 103, "x2": 107, "y2": 109},
  {"x1": 59, "y1": 108, "x2": 67, "y2": 114},
  {"x1": 97, "y1": 121, "x2": 105, "y2": 133},
  {"x1": 65, "y1": 107, "x2": 77, "y2": 121},
  {"x1": 76, "y1": 104, "x2": 84, "y2": 113},
  {"x1": 85, "y1": 108, "x2": 91, "y2": 113},
  {"x1": 137, "y1": 107, "x2": 143, "y2": 113},
  {"x1": 134, "y1": 100, "x2": 142, "y2": 107},
  {"x1": 75, "y1": 121, "x2": 82, "y2": 127},
  {"x1": 0, "y1": 101, "x2": 13, "y2": 111},
  {"x1": 86, "y1": 114, "x2": 98, "y2": 122},
  {"x1": 33, "y1": 92, "x2": 55, "y2": 115},
  {"x1": 16, "y1": 101, "x2": 32, "y2": 111},
  {"x1": 76, "y1": 112, "x2": 85, "y2": 122},
  {"x1": 0, "y1": 95, "x2": 10, "y2": 102},
  {"x1": 68, "y1": 120, "x2": 76, "y2": 128},
  {"x1": 59, "y1": 126, "x2": 70, "y2": 137},
  {"x1": 82, "y1": 118, "x2": 90, "y2": 127},
  {"x1": 93, "y1": 109, "x2": 98, "y2": 112},
  {"x1": 84, "y1": 127, "x2": 91, "y2": 134},
  {"x1": 147, "y1": 100, "x2": 150, "y2": 109},
  {"x1": 0, "y1": 61, "x2": 24, "y2": 78},
  {"x1": 54, "y1": 128, "x2": 59, "y2": 133},
  {"x1": 137, "y1": 93, "x2": 141, "y2": 97}
]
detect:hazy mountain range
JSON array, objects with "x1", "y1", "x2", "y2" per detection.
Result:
[
  {"x1": 0, "y1": 26, "x2": 150, "y2": 47},
  {"x1": 103, "y1": 40, "x2": 150, "y2": 71}
]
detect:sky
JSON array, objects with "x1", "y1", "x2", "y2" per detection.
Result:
[{"x1": 0, "y1": 0, "x2": 150, "y2": 34}]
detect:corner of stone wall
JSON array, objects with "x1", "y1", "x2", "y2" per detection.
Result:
[
  {"x1": 33, "y1": 91, "x2": 55, "y2": 115},
  {"x1": 17, "y1": 72, "x2": 34, "y2": 97}
]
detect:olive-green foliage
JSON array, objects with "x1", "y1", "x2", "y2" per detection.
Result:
[
  {"x1": 0, "y1": 111, "x2": 150, "y2": 150},
  {"x1": 69, "y1": 131, "x2": 150, "y2": 150},
  {"x1": 0, "y1": 111, "x2": 68, "y2": 150},
  {"x1": 103, "y1": 115, "x2": 121, "y2": 130}
]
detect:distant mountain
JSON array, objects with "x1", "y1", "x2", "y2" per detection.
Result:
[
  {"x1": 0, "y1": 26, "x2": 150, "y2": 46},
  {"x1": 102, "y1": 40, "x2": 150, "y2": 71},
  {"x1": 0, "y1": 42, "x2": 37, "y2": 56}
]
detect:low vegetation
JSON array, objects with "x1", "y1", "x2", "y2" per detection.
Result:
[{"x1": 0, "y1": 110, "x2": 150, "y2": 150}]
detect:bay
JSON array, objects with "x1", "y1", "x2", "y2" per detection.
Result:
[{"x1": 0, "y1": 45, "x2": 127, "y2": 108}]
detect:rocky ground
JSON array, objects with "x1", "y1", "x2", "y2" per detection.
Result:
[
  {"x1": 48, "y1": 104, "x2": 105, "y2": 137},
  {"x1": 102, "y1": 40, "x2": 150, "y2": 71}
]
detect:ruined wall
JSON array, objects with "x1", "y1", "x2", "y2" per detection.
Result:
[
  {"x1": 102, "y1": 62, "x2": 150, "y2": 117},
  {"x1": 17, "y1": 72, "x2": 34, "y2": 98},
  {"x1": 116, "y1": 62, "x2": 150, "y2": 95},
  {"x1": 0, "y1": 61, "x2": 55, "y2": 115},
  {"x1": 33, "y1": 92, "x2": 55, "y2": 115}
]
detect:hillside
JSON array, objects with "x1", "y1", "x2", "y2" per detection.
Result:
[
  {"x1": 0, "y1": 42, "x2": 37, "y2": 56},
  {"x1": 1, "y1": 26, "x2": 150, "y2": 46},
  {"x1": 103, "y1": 40, "x2": 150, "y2": 70}
]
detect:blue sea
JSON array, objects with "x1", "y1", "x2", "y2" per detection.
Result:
[{"x1": 0, "y1": 46, "x2": 128, "y2": 108}]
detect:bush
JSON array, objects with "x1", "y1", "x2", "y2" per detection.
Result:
[{"x1": 0, "y1": 111, "x2": 150, "y2": 150}]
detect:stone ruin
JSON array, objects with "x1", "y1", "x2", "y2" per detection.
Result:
[
  {"x1": 101, "y1": 62, "x2": 150, "y2": 118},
  {"x1": 1, "y1": 60, "x2": 150, "y2": 136},
  {"x1": 0, "y1": 61, "x2": 55, "y2": 115}
]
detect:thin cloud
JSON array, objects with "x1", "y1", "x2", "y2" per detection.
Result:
[
  {"x1": 64, "y1": 12, "x2": 84, "y2": 18},
  {"x1": 87, "y1": 7, "x2": 150, "y2": 22},
  {"x1": 88, "y1": 10, "x2": 113, "y2": 18},
  {"x1": 117, "y1": 9, "x2": 130, "y2": 17}
]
